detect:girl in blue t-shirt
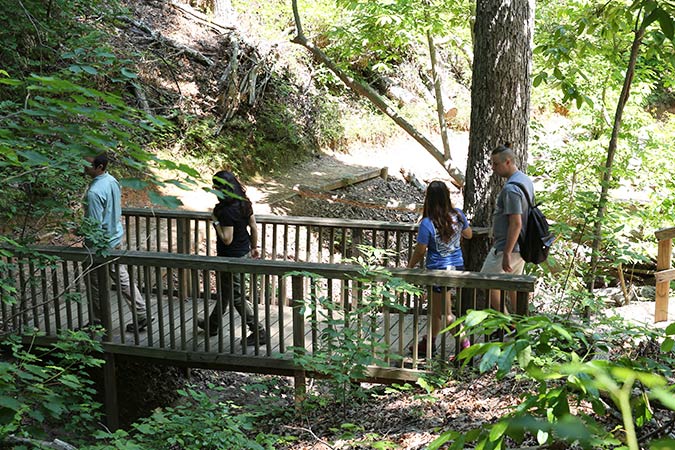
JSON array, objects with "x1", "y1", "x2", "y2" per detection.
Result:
[{"x1": 407, "y1": 181, "x2": 472, "y2": 356}]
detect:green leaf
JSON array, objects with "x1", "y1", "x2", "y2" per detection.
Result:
[
  {"x1": 119, "y1": 178, "x2": 147, "y2": 190},
  {"x1": 0, "y1": 396, "x2": 22, "y2": 411},
  {"x1": 464, "y1": 310, "x2": 490, "y2": 327},
  {"x1": 656, "y1": 9, "x2": 674, "y2": 41},
  {"x1": 0, "y1": 78, "x2": 23, "y2": 86},
  {"x1": 81, "y1": 66, "x2": 98, "y2": 75},
  {"x1": 489, "y1": 421, "x2": 508, "y2": 442},
  {"x1": 651, "y1": 387, "x2": 675, "y2": 410},
  {"x1": 536, "y1": 429, "x2": 549, "y2": 445},
  {"x1": 121, "y1": 68, "x2": 138, "y2": 79},
  {"x1": 18, "y1": 150, "x2": 51, "y2": 165},
  {"x1": 479, "y1": 344, "x2": 501, "y2": 373},
  {"x1": 651, "y1": 439, "x2": 675, "y2": 450},
  {"x1": 516, "y1": 343, "x2": 532, "y2": 369},
  {"x1": 533, "y1": 72, "x2": 547, "y2": 87},
  {"x1": 665, "y1": 322, "x2": 675, "y2": 335},
  {"x1": 661, "y1": 337, "x2": 674, "y2": 353}
]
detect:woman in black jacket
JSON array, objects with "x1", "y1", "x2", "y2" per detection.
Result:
[{"x1": 197, "y1": 170, "x2": 267, "y2": 346}]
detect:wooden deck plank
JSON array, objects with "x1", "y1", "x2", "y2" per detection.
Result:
[{"x1": 27, "y1": 287, "x2": 437, "y2": 358}]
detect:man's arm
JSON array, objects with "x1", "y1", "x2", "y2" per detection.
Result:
[
  {"x1": 502, "y1": 213, "x2": 522, "y2": 272},
  {"x1": 86, "y1": 191, "x2": 105, "y2": 223}
]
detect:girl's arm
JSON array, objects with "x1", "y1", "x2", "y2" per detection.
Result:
[
  {"x1": 212, "y1": 214, "x2": 234, "y2": 245},
  {"x1": 407, "y1": 243, "x2": 427, "y2": 269},
  {"x1": 248, "y1": 214, "x2": 260, "y2": 258}
]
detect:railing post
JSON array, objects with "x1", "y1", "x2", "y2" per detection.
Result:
[
  {"x1": 103, "y1": 352, "x2": 119, "y2": 431},
  {"x1": 655, "y1": 237, "x2": 672, "y2": 323},
  {"x1": 96, "y1": 258, "x2": 113, "y2": 342},
  {"x1": 177, "y1": 218, "x2": 192, "y2": 300},
  {"x1": 291, "y1": 275, "x2": 306, "y2": 405},
  {"x1": 515, "y1": 290, "x2": 529, "y2": 316}
]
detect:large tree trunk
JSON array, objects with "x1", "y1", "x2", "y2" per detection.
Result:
[{"x1": 462, "y1": 0, "x2": 534, "y2": 271}]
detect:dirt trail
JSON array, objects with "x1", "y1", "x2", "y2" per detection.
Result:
[{"x1": 154, "y1": 132, "x2": 470, "y2": 215}]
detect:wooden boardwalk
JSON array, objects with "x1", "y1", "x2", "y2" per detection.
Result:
[{"x1": 22, "y1": 287, "x2": 441, "y2": 361}]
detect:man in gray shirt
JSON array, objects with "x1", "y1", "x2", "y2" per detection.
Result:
[
  {"x1": 84, "y1": 153, "x2": 150, "y2": 332},
  {"x1": 481, "y1": 144, "x2": 533, "y2": 312}
]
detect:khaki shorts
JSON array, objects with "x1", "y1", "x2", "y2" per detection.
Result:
[{"x1": 480, "y1": 248, "x2": 525, "y2": 275}]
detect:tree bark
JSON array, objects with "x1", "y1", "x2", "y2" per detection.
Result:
[
  {"x1": 587, "y1": 23, "x2": 645, "y2": 292},
  {"x1": 462, "y1": 0, "x2": 534, "y2": 271},
  {"x1": 212, "y1": 0, "x2": 236, "y2": 25},
  {"x1": 290, "y1": 0, "x2": 465, "y2": 188}
]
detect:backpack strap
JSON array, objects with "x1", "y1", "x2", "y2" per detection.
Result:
[{"x1": 507, "y1": 182, "x2": 534, "y2": 207}]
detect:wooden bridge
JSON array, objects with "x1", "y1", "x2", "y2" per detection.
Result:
[{"x1": 3, "y1": 209, "x2": 536, "y2": 429}]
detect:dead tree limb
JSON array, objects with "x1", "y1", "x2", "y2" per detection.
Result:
[
  {"x1": 290, "y1": 0, "x2": 465, "y2": 188},
  {"x1": 117, "y1": 16, "x2": 215, "y2": 67},
  {"x1": 427, "y1": 31, "x2": 452, "y2": 160},
  {"x1": 3, "y1": 435, "x2": 77, "y2": 450}
]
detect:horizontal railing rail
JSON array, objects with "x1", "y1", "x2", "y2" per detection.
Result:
[
  {"x1": 3, "y1": 246, "x2": 534, "y2": 377},
  {"x1": 121, "y1": 207, "x2": 489, "y2": 267}
]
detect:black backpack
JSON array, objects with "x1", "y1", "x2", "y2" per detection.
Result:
[{"x1": 508, "y1": 182, "x2": 554, "y2": 264}]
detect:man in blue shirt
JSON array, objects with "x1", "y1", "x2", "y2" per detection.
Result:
[
  {"x1": 481, "y1": 144, "x2": 533, "y2": 312},
  {"x1": 84, "y1": 154, "x2": 150, "y2": 332}
]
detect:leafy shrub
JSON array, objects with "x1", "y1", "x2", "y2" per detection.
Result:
[
  {"x1": 431, "y1": 312, "x2": 675, "y2": 450},
  {"x1": 0, "y1": 332, "x2": 105, "y2": 444},
  {"x1": 90, "y1": 386, "x2": 277, "y2": 450}
]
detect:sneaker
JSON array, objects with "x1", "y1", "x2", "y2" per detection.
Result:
[
  {"x1": 197, "y1": 318, "x2": 218, "y2": 337},
  {"x1": 245, "y1": 328, "x2": 268, "y2": 346},
  {"x1": 75, "y1": 320, "x2": 103, "y2": 332},
  {"x1": 460, "y1": 338, "x2": 471, "y2": 351},
  {"x1": 125, "y1": 316, "x2": 153, "y2": 333}
]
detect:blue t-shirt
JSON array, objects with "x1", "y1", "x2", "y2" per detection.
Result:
[{"x1": 416, "y1": 209, "x2": 469, "y2": 270}]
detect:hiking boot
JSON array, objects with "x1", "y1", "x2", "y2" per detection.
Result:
[
  {"x1": 125, "y1": 316, "x2": 153, "y2": 333},
  {"x1": 245, "y1": 328, "x2": 268, "y2": 346},
  {"x1": 197, "y1": 319, "x2": 219, "y2": 337}
]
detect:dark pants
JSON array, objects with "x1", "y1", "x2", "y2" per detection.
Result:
[{"x1": 208, "y1": 271, "x2": 262, "y2": 332}]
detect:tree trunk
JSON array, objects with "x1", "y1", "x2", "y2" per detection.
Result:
[
  {"x1": 290, "y1": 0, "x2": 465, "y2": 188},
  {"x1": 212, "y1": 0, "x2": 235, "y2": 24},
  {"x1": 586, "y1": 24, "x2": 645, "y2": 293},
  {"x1": 462, "y1": 0, "x2": 534, "y2": 271},
  {"x1": 427, "y1": 31, "x2": 451, "y2": 160}
]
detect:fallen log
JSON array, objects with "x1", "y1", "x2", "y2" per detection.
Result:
[
  {"x1": 296, "y1": 167, "x2": 387, "y2": 193},
  {"x1": 400, "y1": 168, "x2": 426, "y2": 193}
]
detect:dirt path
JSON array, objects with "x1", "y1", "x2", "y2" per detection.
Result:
[{"x1": 151, "y1": 132, "x2": 470, "y2": 215}]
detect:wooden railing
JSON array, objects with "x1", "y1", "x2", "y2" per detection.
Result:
[
  {"x1": 121, "y1": 207, "x2": 489, "y2": 267},
  {"x1": 655, "y1": 226, "x2": 675, "y2": 322},
  {"x1": 3, "y1": 246, "x2": 535, "y2": 376}
]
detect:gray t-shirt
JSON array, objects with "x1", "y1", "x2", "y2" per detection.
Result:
[{"x1": 492, "y1": 170, "x2": 534, "y2": 252}]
